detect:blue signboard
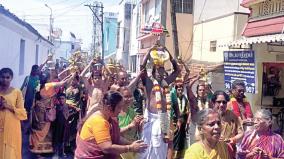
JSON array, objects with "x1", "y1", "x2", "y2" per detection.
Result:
[{"x1": 223, "y1": 50, "x2": 256, "y2": 94}]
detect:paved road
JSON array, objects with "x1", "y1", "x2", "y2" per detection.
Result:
[{"x1": 22, "y1": 131, "x2": 74, "y2": 159}]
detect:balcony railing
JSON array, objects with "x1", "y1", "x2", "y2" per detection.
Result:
[{"x1": 250, "y1": 0, "x2": 284, "y2": 21}]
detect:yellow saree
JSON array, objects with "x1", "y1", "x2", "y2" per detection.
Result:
[
  {"x1": 0, "y1": 88, "x2": 27, "y2": 159},
  {"x1": 184, "y1": 141, "x2": 230, "y2": 159}
]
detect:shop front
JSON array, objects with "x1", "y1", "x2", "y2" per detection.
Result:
[
  {"x1": 221, "y1": 0, "x2": 284, "y2": 135},
  {"x1": 227, "y1": 34, "x2": 284, "y2": 135}
]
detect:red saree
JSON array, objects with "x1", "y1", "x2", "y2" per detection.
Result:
[
  {"x1": 239, "y1": 130, "x2": 284, "y2": 159},
  {"x1": 229, "y1": 98, "x2": 253, "y2": 119}
]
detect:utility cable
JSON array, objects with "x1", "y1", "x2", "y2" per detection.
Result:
[{"x1": 184, "y1": 0, "x2": 208, "y2": 62}]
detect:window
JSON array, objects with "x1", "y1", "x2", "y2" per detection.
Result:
[
  {"x1": 131, "y1": 55, "x2": 137, "y2": 72},
  {"x1": 35, "y1": 44, "x2": 39, "y2": 65},
  {"x1": 106, "y1": 27, "x2": 110, "y2": 51},
  {"x1": 136, "y1": 5, "x2": 141, "y2": 37},
  {"x1": 174, "y1": 0, "x2": 193, "y2": 14},
  {"x1": 144, "y1": 1, "x2": 150, "y2": 23},
  {"x1": 19, "y1": 39, "x2": 25, "y2": 75},
  {"x1": 117, "y1": 22, "x2": 121, "y2": 48},
  {"x1": 155, "y1": 0, "x2": 162, "y2": 16},
  {"x1": 210, "y1": 41, "x2": 217, "y2": 52},
  {"x1": 125, "y1": 3, "x2": 132, "y2": 19}
]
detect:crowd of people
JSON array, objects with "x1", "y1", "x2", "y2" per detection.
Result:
[{"x1": 0, "y1": 42, "x2": 284, "y2": 159}]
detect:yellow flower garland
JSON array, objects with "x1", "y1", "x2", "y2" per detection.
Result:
[{"x1": 151, "y1": 77, "x2": 171, "y2": 136}]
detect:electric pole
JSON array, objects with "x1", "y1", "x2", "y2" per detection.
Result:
[
  {"x1": 85, "y1": 2, "x2": 104, "y2": 60},
  {"x1": 170, "y1": 0, "x2": 179, "y2": 59}
]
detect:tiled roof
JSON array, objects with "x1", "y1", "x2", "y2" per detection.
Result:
[
  {"x1": 241, "y1": 0, "x2": 265, "y2": 8},
  {"x1": 0, "y1": 4, "x2": 53, "y2": 45},
  {"x1": 242, "y1": 16, "x2": 284, "y2": 37}
]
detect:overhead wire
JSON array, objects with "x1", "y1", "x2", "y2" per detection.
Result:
[
  {"x1": 54, "y1": 0, "x2": 91, "y2": 18},
  {"x1": 50, "y1": 0, "x2": 73, "y2": 5}
]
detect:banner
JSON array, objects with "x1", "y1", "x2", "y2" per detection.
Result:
[{"x1": 223, "y1": 50, "x2": 256, "y2": 94}]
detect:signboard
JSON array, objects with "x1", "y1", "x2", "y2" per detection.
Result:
[{"x1": 223, "y1": 50, "x2": 256, "y2": 94}]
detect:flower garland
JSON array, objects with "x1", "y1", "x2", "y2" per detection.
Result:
[
  {"x1": 177, "y1": 95, "x2": 187, "y2": 113},
  {"x1": 197, "y1": 97, "x2": 209, "y2": 111},
  {"x1": 152, "y1": 77, "x2": 171, "y2": 136}
]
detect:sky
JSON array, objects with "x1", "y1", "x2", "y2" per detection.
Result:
[{"x1": 0, "y1": 0, "x2": 121, "y2": 50}]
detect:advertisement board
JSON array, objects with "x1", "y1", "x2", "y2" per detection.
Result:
[{"x1": 223, "y1": 50, "x2": 256, "y2": 94}]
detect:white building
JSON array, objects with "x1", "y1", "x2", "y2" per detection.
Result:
[
  {"x1": 0, "y1": 5, "x2": 53, "y2": 88},
  {"x1": 53, "y1": 32, "x2": 81, "y2": 61},
  {"x1": 192, "y1": 13, "x2": 249, "y2": 62},
  {"x1": 116, "y1": 0, "x2": 134, "y2": 70},
  {"x1": 129, "y1": 0, "x2": 141, "y2": 73},
  {"x1": 191, "y1": 0, "x2": 249, "y2": 90},
  {"x1": 129, "y1": 0, "x2": 194, "y2": 74}
]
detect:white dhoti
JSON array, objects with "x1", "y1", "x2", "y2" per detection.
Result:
[{"x1": 137, "y1": 109, "x2": 168, "y2": 159}]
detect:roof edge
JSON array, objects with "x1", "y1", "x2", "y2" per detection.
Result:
[{"x1": 0, "y1": 5, "x2": 53, "y2": 46}]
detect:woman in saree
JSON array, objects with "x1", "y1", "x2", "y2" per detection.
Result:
[
  {"x1": 211, "y1": 91, "x2": 244, "y2": 158},
  {"x1": 0, "y1": 68, "x2": 27, "y2": 159},
  {"x1": 65, "y1": 74, "x2": 82, "y2": 149},
  {"x1": 75, "y1": 91, "x2": 147, "y2": 159},
  {"x1": 186, "y1": 77, "x2": 212, "y2": 145},
  {"x1": 29, "y1": 73, "x2": 75, "y2": 154},
  {"x1": 117, "y1": 87, "x2": 143, "y2": 159},
  {"x1": 238, "y1": 109, "x2": 284, "y2": 159},
  {"x1": 184, "y1": 108, "x2": 231, "y2": 159}
]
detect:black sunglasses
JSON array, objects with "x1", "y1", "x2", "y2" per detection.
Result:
[{"x1": 215, "y1": 100, "x2": 227, "y2": 104}]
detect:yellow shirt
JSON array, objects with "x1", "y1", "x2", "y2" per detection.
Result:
[
  {"x1": 184, "y1": 141, "x2": 230, "y2": 159},
  {"x1": 80, "y1": 114, "x2": 111, "y2": 144},
  {"x1": 0, "y1": 88, "x2": 27, "y2": 159}
]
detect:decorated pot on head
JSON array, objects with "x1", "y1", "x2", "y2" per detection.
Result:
[
  {"x1": 73, "y1": 51, "x2": 82, "y2": 61},
  {"x1": 199, "y1": 66, "x2": 208, "y2": 83},
  {"x1": 106, "y1": 58, "x2": 116, "y2": 74},
  {"x1": 150, "y1": 46, "x2": 170, "y2": 68},
  {"x1": 47, "y1": 53, "x2": 53, "y2": 61},
  {"x1": 175, "y1": 76, "x2": 184, "y2": 86},
  {"x1": 92, "y1": 56, "x2": 103, "y2": 71},
  {"x1": 70, "y1": 65, "x2": 79, "y2": 73},
  {"x1": 47, "y1": 53, "x2": 55, "y2": 69}
]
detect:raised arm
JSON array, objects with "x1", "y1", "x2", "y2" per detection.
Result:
[
  {"x1": 140, "y1": 49, "x2": 151, "y2": 83},
  {"x1": 53, "y1": 73, "x2": 76, "y2": 88},
  {"x1": 183, "y1": 62, "x2": 190, "y2": 81},
  {"x1": 140, "y1": 50, "x2": 153, "y2": 96},
  {"x1": 58, "y1": 67, "x2": 70, "y2": 80},
  {"x1": 186, "y1": 76, "x2": 200, "y2": 101},
  {"x1": 165, "y1": 53, "x2": 180, "y2": 84},
  {"x1": 128, "y1": 70, "x2": 145, "y2": 93},
  {"x1": 80, "y1": 60, "x2": 93, "y2": 78},
  {"x1": 39, "y1": 58, "x2": 48, "y2": 71},
  {"x1": 140, "y1": 49, "x2": 151, "y2": 70}
]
